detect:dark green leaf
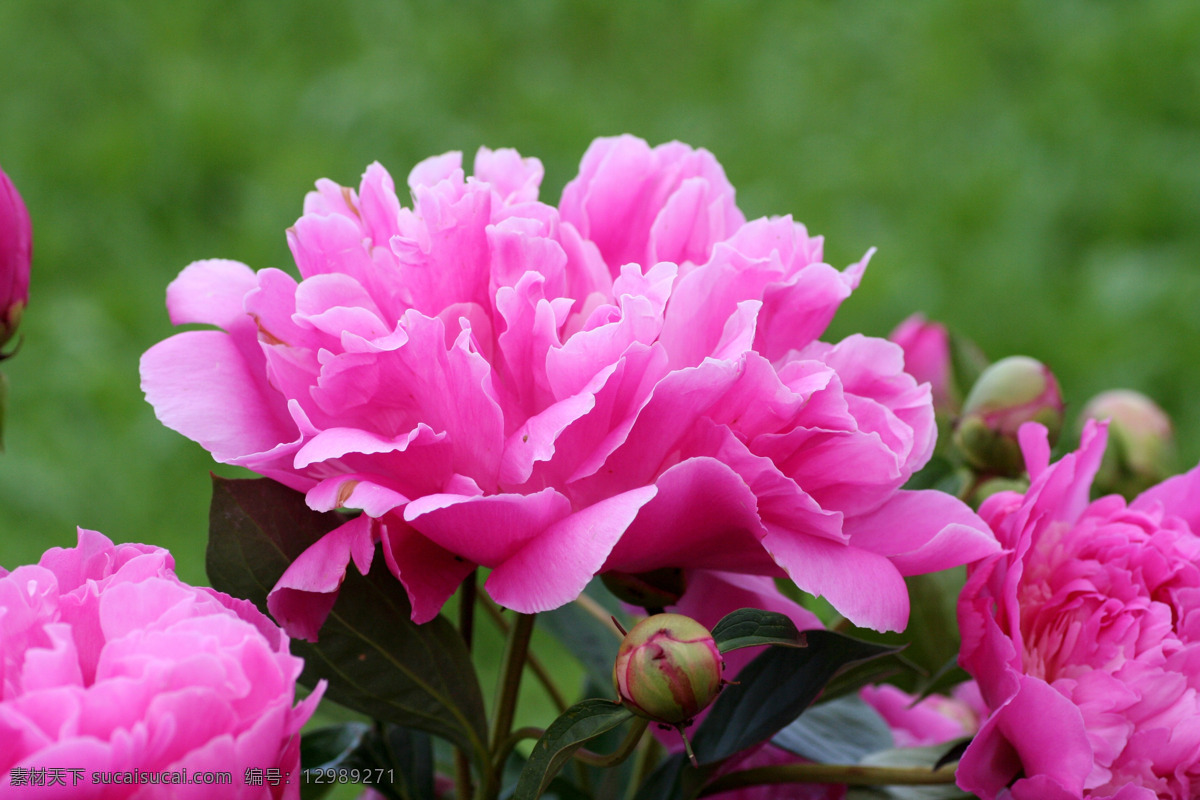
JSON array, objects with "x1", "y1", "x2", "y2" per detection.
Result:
[
  {"x1": 514, "y1": 699, "x2": 634, "y2": 800},
  {"x1": 772, "y1": 694, "x2": 893, "y2": 764},
  {"x1": 206, "y1": 476, "x2": 489, "y2": 769},
  {"x1": 692, "y1": 631, "x2": 902, "y2": 765},
  {"x1": 710, "y1": 608, "x2": 804, "y2": 652}
]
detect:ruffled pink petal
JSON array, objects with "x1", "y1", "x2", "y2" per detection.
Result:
[
  {"x1": 140, "y1": 331, "x2": 297, "y2": 465},
  {"x1": 603, "y1": 456, "x2": 775, "y2": 575},
  {"x1": 379, "y1": 518, "x2": 476, "y2": 624},
  {"x1": 403, "y1": 488, "x2": 572, "y2": 567},
  {"x1": 842, "y1": 489, "x2": 999, "y2": 574},
  {"x1": 473, "y1": 146, "x2": 544, "y2": 205},
  {"x1": 485, "y1": 486, "x2": 657, "y2": 613},
  {"x1": 165, "y1": 259, "x2": 258, "y2": 329},
  {"x1": 958, "y1": 676, "x2": 1093, "y2": 799},
  {"x1": 760, "y1": 525, "x2": 909, "y2": 632},
  {"x1": 267, "y1": 516, "x2": 376, "y2": 641}
]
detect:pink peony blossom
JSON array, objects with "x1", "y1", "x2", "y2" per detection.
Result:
[
  {"x1": 0, "y1": 529, "x2": 322, "y2": 798},
  {"x1": 141, "y1": 135, "x2": 996, "y2": 638},
  {"x1": 859, "y1": 681, "x2": 983, "y2": 748},
  {"x1": 889, "y1": 314, "x2": 954, "y2": 414},
  {"x1": 957, "y1": 420, "x2": 1200, "y2": 799},
  {"x1": 0, "y1": 163, "x2": 31, "y2": 349}
]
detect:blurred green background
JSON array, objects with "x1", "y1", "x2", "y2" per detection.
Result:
[{"x1": 2, "y1": 1, "x2": 1199, "y2": 590}]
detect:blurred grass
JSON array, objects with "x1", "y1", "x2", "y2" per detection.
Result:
[{"x1": 0, "y1": 0, "x2": 1198, "y2": 740}]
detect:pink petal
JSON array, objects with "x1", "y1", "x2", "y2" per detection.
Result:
[
  {"x1": 165, "y1": 259, "x2": 257, "y2": 329},
  {"x1": 379, "y1": 518, "x2": 476, "y2": 624},
  {"x1": 760, "y1": 524, "x2": 909, "y2": 632},
  {"x1": 485, "y1": 486, "x2": 657, "y2": 613},
  {"x1": 403, "y1": 488, "x2": 572, "y2": 567},
  {"x1": 267, "y1": 516, "x2": 376, "y2": 641},
  {"x1": 842, "y1": 489, "x2": 999, "y2": 574},
  {"x1": 140, "y1": 331, "x2": 298, "y2": 465},
  {"x1": 603, "y1": 456, "x2": 775, "y2": 574}
]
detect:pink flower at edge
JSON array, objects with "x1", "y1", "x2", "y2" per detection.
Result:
[
  {"x1": 956, "y1": 419, "x2": 1200, "y2": 800},
  {"x1": 889, "y1": 314, "x2": 954, "y2": 414},
  {"x1": 140, "y1": 135, "x2": 997, "y2": 641},
  {"x1": 0, "y1": 529, "x2": 324, "y2": 799},
  {"x1": 0, "y1": 163, "x2": 31, "y2": 349}
]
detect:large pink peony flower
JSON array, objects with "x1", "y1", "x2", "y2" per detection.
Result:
[
  {"x1": 957, "y1": 420, "x2": 1200, "y2": 799},
  {"x1": 141, "y1": 135, "x2": 995, "y2": 638},
  {"x1": 0, "y1": 529, "x2": 322, "y2": 798}
]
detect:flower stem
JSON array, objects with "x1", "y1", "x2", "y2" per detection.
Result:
[
  {"x1": 698, "y1": 762, "x2": 958, "y2": 795},
  {"x1": 489, "y1": 613, "x2": 537, "y2": 762},
  {"x1": 480, "y1": 598, "x2": 570, "y2": 713},
  {"x1": 455, "y1": 571, "x2": 478, "y2": 800},
  {"x1": 572, "y1": 717, "x2": 649, "y2": 768}
]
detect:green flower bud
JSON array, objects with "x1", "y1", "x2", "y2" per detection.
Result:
[
  {"x1": 612, "y1": 613, "x2": 723, "y2": 725},
  {"x1": 1082, "y1": 389, "x2": 1175, "y2": 499},
  {"x1": 954, "y1": 356, "x2": 1063, "y2": 477}
]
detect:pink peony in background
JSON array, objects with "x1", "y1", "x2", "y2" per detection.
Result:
[
  {"x1": 888, "y1": 313, "x2": 954, "y2": 414},
  {"x1": 141, "y1": 135, "x2": 996, "y2": 639},
  {"x1": 0, "y1": 529, "x2": 322, "y2": 798},
  {"x1": 957, "y1": 420, "x2": 1200, "y2": 799},
  {"x1": 0, "y1": 163, "x2": 31, "y2": 349}
]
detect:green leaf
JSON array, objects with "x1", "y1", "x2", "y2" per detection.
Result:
[
  {"x1": 710, "y1": 608, "x2": 804, "y2": 652},
  {"x1": 772, "y1": 694, "x2": 894, "y2": 764},
  {"x1": 514, "y1": 699, "x2": 634, "y2": 800},
  {"x1": 206, "y1": 476, "x2": 489, "y2": 770},
  {"x1": 691, "y1": 631, "x2": 902, "y2": 765}
]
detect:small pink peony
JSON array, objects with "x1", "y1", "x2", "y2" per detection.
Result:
[
  {"x1": 0, "y1": 163, "x2": 31, "y2": 349},
  {"x1": 0, "y1": 529, "x2": 322, "y2": 798},
  {"x1": 141, "y1": 135, "x2": 995, "y2": 638},
  {"x1": 957, "y1": 420, "x2": 1200, "y2": 799},
  {"x1": 889, "y1": 314, "x2": 954, "y2": 414}
]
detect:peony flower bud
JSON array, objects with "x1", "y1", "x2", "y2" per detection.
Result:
[
  {"x1": 0, "y1": 164, "x2": 31, "y2": 352},
  {"x1": 1082, "y1": 389, "x2": 1175, "y2": 499},
  {"x1": 953, "y1": 356, "x2": 1063, "y2": 477},
  {"x1": 889, "y1": 314, "x2": 956, "y2": 414},
  {"x1": 613, "y1": 613, "x2": 723, "y2": 725}
]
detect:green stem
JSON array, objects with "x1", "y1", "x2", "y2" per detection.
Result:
[
  {"x1": 489, "y1": 613, "x2": 537, "y2": 762},
  {"x1": 699, "y1": 762, "x2": 958, "y2": 796},
  {"x1": 572, "y1": 717, "x2": 649, "y2": 768},
  {"x1": 492, "y1": 726, "x2": 545, "y2": 772},
  {"x1": 455, "y1": 571, "x2": 477, "y2": 800},
  {"x1": 480, "y1": 599, "x2": 570, "y2": 713}
]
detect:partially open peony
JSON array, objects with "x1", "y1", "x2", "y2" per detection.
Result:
[
  {"x1": 957, "y1": 420, "x2": 1200, "y2": 799},
  {"x1": 141, "y1": 135, "x2": 995, "y2": 638},
  {"x1": 0, "y1": 529, "x2": 321, "y2": 798}
]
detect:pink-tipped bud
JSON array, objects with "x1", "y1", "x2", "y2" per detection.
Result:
[
  {"x1": 890, "y1": 314, "x2": 956, "y2": 414},
  {"x1": 0, "y1": 164, "x2": 31, "y2": 351},
  {"x1": 953, "y1": 356, "x2": 1063, "y2": 477},
  {"x1": 612, "y1": 613, "x2": 723, "y2": 726},
  {"x1": 1083, "y1": 389, "x2": 1175, "y2": 499}
]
